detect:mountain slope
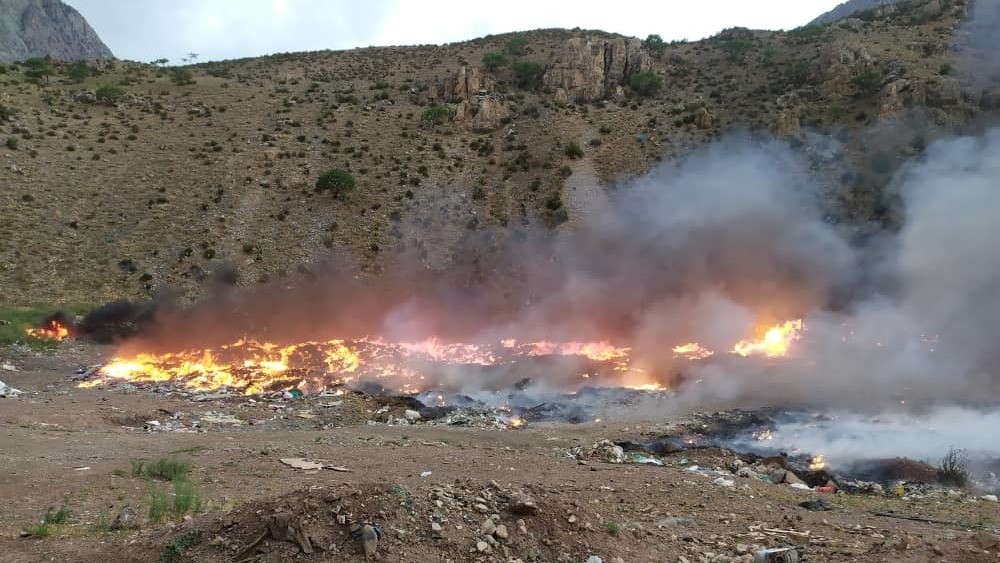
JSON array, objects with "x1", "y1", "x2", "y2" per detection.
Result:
[
  {"x1": 0, "y1": 0, "x2": 992, "y2": 305},
  {"x1": 810, "y1": 0, "x2": 905, "y2": 24},
  {"x1": 0, "y1": 0, "x2": 113, "y2": 63}
]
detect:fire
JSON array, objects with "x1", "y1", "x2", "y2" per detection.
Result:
[
  {"x1": 752, "y1": 429, "x2": 774, "y2": 441},
  {"x1": 672, "y1": 343, "x2": 715, "y2": 360},
  {"x1": 732, "y1": 320, "x2": 803, "y2": 358},
  {"x1": 83, "y1": 318, "x2": 805, "y2": 396},
  {"x1": 25, "y1": 319, "x2": 71, "y2": 341},
  {"x1": 809, "y1": 454, "x2": 827, "y2": 471},
  {"x1": 84, "y1": 337, "x2": 639, "y2": 395}
]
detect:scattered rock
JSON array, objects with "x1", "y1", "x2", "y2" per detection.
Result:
[
  {"x1": 403, "y1": 409, "x2": 421, "y2": 421},
  {"x1": 476, "y1": 540, "x2": 491, "y2": 553},
  {"x1": 111, "y1": 506, "x2": 138, "y2": 530},
  {"x1": 585, "y1": 556, "x2": 603, "y2": 563},
  {"x1": 798, "y1": 499, "x2": 831, "y2": 511},
  {"x1": 481, "y1": 518, "x2": 496, "y2": 536},
  {"x1": 972, "y1": 532, "x2": 999, "y2": 551},
  {"x1": 495, "y1": 524, "x2": 509, "y2": 539},
  {"x1": 509, "y1": 491, "x2": 538, "y2": 515},
  {"x1": 430, "y1": 521, "x2": 444, "y2": 538},
  {"x1": 0, "y1": 380, "x2": 21, "y2": 398},
  {"x1": 980, "y1": 494, "x2": 998, "y2": 502}
]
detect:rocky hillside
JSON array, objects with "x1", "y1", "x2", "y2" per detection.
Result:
[
  {"x1": 0, "y1": 0, "x2": 994, "y2": 306},
  {"x1": 811, "y1": 0, "x2": 906, "y2": 24},
  {"x1": 0, "y1": 0, "x2": 113, "y2": 63}
]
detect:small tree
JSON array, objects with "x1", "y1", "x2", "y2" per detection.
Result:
[
  {"x1": 66, "y1": 62, "x2": 90, "y2": 83},
  {"x1": 23, "y1": 57, "x2": 52, "y2": 84},
  {"x1": 171, "y1": 68, "x2": 195, "y2": 85},
  {"x1": 629, "y1": 71, "x2": 662, "y2": 97},
  {"x1": 315, "y1": 168, "x2": 356, "y2": 198},
  {"x1": 511, "y1": 61, "x2": 544, "y2": 90},
  {"x1": 506, "y1": 35, "x2": 528, "y2": 57},
  {"x1": 852, "y1": 69, "x2": 884, "y2": 96},
  {"x1": 482, "y1": 51, "x2": 509, "y2": 73},
  {"x1": 643, "y1": 34, "x2": 666, "y2": 58},
  {"x1": 421, "y1": 104, "x2": 452, "y2": 125},
  {"x1": 719, "y1": 38, "x2": 753, "y2": 61},
  {"x1": 95, "y1": 84, "x2": 126, "y2": 104},
  {"x1": 938, "y1": 448, "x2": 969, "y2": 487},
  {"x1": 151, "y1": 58, "x2": 169, "y2": 67}
]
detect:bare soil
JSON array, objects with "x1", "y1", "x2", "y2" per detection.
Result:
[{"x1": 1, "y1": 344, "x2": 998, "y2": 563}]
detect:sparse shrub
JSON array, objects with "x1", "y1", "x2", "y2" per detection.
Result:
[
  {"x1": 315, "y1": 168, "x2": 356, "y2": 198},
  {"x1": 787, "y1": 24, "x2": 825, "y2": 41},
  {"x1": 852, "y1": 69, "x2": 884, "y2": 96},
  {"x1": 629, "y1": 71, "x2": 662, "y2": 97},
  {"x1": 939, "y1": 448, "x2": 969, "y2": 487},
  {"x1": 0, "y1": 104, "x2": 16, "y2": 120},
  {"x1": 719, "y1": 38, "x2": 753, "y2": 61},
  {"x1": 784, "y1": 62, "x2": 810, "y2": 87},
  {"x1": 142, "y1": 457, "x2": 191, "y2": 481},
  {"x1": 66, "y1": 61, "x2": 90, "y2": 83},
  {"x1": 43, "y1": 504, "x2": 71, "y2": 525},
  {"x1": 511, "y1": 61, "x2": 544, "y2": 89},
  {"x1": 6, "y1": 137, "x2": 17, "y2": 150},
  {"x1": 482, "y1": 51, "x2": 509, "y2": 72},
  {"x1": 606, "y1": 520, "x2": 621, "y2": 536},
  {"x1": 589, "y1": 138, "x2": 602, "y2": 147},
  {"x1": 147, "y1": 487, "x2": 169, "y2": 524},
  {"x1": 940, "y1": 63, "x2": 952, "y2": 75},
  {"x1": 162, "y1": 531, "x2": 203, "y2": 562},
  {"x1": 506, "y1": 35, "x2": 528, "y2": 57},
  {"x1": 95, "y1": 84, "x2": 126, "y2": 104},
  {"x1": 421, "y1": 104, "x2": 453, "y2": 125},
  {"x1": 172, "y1": 480, "x2": 203, "y2": 516},
  {"x1": 23, "y1": 57, "x2": 52, "y2": 83},
  {"x1": 564, "y1": 141, "x2": 584, "y2": 159},
  {"x1": 25, "y1": 522, "x2": 49, "y2": 538},
  {"x1": 171, "y1": 68, "x2": 195, "y2": 85},
  {"x1": 643, "y1": 34, "x2": 666, "y2": 58},
  {"x1": 599, "y1": 125, "x2": 612, "y2": 134}
]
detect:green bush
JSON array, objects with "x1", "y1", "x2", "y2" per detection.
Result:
[
  {"x1": 629, "y1": 71, "x2": 662, "y2": 97},
  {"x1": 482, "y1": 51, "x2": 509, "y2": 72},
  {"x1": 852, "y1": 69, "x2": 884, "y2": 95},
  {"x1": 421, "y1": 104, "x2": 453, "y2": 125},
  {"x1": 506, "y1": 35, "x2": 528, "y2": 57},
  {"x1": 643, "y1": 34, "x2": 666, "y2": 58},
  {"x1": 23, "y1": 57, "x2": 52, "y2": 83},
  {"x1": 171, "y1": 68, "x2": 195, "y2": 85},
  {"x1": 143, "y1": 457, "x2": 191, "y2": 481},
  {"x1": 315, "y1": 168, "x2": 356, "y2": 198},
  {"x1": 0, "y1": 104, "x2": 16, "y2": 120},
  {"x1": 6, "y1": 137, "x2": 17, "y2": 150},
  {"x1": 95, "y1": 84, "x2": 126, "y2": 104},
  {"x1": 787, "y1": 24, "x2": 825, "y2": 41},
  {"x1": 719, "y1": 38, "x2": 753, "y2": 61},
  {"x1": 66, "y1": 62, "x2": 90, "y2": 83},
  {"x1": 512, "y1": 61, "x2": 544, "y2": 89},
  {"x1": 564, "y1": 141, "x2": 584, "y2": 159}
]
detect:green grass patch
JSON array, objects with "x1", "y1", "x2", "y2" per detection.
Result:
[
  {"x1": 147, "y1": 487, "x2": 169, "y2": 524},
  {"x1": 25, "y1": 522, "x2": 50, "y2": 538},
  {"x1": 43, "y1": 504, "x2": 71, "y2": 525},
  {"x1": 162, "y1": 530, "x2": 202, "y2": 561},
  {"x1": 605, "y1": 520, "x2": 621, "y2": 536},
  {"x1": 172, "y1": 480, "x2": 203, "y2": 516},
  {"x1": 135, "y1": 457, "x2": 192, "y2": 481}
]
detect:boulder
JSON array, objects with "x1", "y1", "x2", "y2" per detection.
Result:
[{"x1": 927, "y1": 77, "x2": 961, "y2": 107}]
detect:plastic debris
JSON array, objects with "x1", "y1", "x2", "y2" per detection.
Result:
[{"x1": 0, "y1": 380, "x2": 21, "y2": 398}]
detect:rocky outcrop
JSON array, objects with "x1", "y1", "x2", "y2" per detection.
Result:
[
  {"x1": 454, "y1": 98, "x2": 511, "y2": 133},
  {"x1": 813, "y1": 43, "x2": 875, "y2": 98},
  {"x1": 542, "y1": 37, "x2": 649, "y2": 101},
  {"x1": 439, "y1": 66, "x2": 492, "y2": 101},
  {"x1": 0, "y1": 0, "x2": 113, "y2": 62}
]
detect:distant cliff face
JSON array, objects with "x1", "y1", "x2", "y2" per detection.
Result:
[
  {"x1": 810, "y1": 0, "x2": 906, "y2": 24},
  {"x1": 0, "y1": 0, "x2": 113, "y2": 62}
]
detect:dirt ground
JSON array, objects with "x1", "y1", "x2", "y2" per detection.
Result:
[{"x1": 1, "y1": 343, "x2": 999, "y2": 563}]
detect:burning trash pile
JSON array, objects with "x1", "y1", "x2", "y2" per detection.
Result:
[{"x1": 568, "y1": 409, "x2": 1000, "y2": 501}]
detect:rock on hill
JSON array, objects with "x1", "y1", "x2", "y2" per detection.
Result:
[
  {"x1": 811, "y1": 0, "x2": 906, "y2": 24},
  {"x1": 0, "y1": 0, "x2": 113, "y2": 63}
]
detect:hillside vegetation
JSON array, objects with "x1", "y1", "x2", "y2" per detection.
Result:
[{"x1": 0, "y1": 0, "x2": 993, "y2": 305}]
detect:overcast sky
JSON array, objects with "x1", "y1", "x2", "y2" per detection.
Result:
[{"x1": 66, "y1": 0, "x2": 841, "y2": 63}]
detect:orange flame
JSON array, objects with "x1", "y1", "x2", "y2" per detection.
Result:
[
  {"x1": 732, "y1": 320, "x2": 803, "y2": 358},
  {"x1": 25, "y1": 320, "x2": 70, "y2": 341},
  {"x1": 809, "y1": 454, "x2": 827, "y2": 471},
  {"x1": 672, "y1": 342, "x2": 715, "y2": 360}
]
